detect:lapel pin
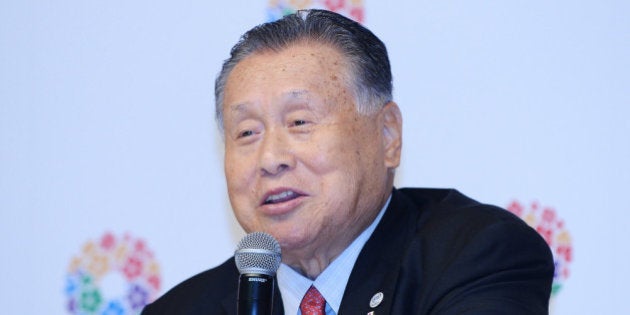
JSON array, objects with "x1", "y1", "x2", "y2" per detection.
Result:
[{"x1": 369, "y1": 292, "x2": 384, "y2": 308}]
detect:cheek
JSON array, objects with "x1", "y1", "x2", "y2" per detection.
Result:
[
  {"x1": 304, "y1": 140, "x2": 363, "y2": 199},
  {"x1": 224, "y1": 156, "x2": 249, "y2": 192},
  {"x1": 302, "y1": 137, "x2": 351, "y2": 175},
  {"x1": 224, "y1": 158, "x2": 237, "y2": 185}
]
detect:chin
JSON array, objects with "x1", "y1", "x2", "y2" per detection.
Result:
[{"x1": 272, "y1": 226, "x2": 315, "y2": 252}]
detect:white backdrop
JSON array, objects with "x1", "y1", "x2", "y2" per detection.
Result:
[{"x1": 1, "y1": 0, "x2": 628, "y2": 314}]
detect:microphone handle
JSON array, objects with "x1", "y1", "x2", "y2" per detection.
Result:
[{"x1": 237, "y1": 273, "x2": 274, "y2": 315}]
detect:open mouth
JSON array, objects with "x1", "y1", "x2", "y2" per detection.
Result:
[{"x1": 263, "y1": 190, "x2": 302, "y2": 205}]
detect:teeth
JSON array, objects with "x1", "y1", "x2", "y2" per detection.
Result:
[{"x1": 265, "y1": 191, "x2": 295, "y2": 203}]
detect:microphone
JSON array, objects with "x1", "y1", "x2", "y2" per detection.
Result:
[{"x1": 235, "y1": 232, "x2": 282, "y2": 315}]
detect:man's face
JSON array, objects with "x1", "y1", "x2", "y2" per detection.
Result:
[{"x1": 222, "y1": 42, "x2": 400, "y2": 266}]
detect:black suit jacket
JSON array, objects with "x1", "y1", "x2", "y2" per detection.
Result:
[{"x1": 142, "y1": 188, "x2": 554, "y2": 314}]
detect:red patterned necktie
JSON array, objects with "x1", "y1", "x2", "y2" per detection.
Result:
[{"x1": 299, "y1": 285, "x2": 326, "y2": 315}]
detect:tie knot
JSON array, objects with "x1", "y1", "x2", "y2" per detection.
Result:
[{"x1": 300, "y1": 285, "x2": 326, "y2": 315}]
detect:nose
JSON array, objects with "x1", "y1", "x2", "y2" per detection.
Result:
[{"x1": 258, "y1": 128, "x2": 295, "y2": 176}]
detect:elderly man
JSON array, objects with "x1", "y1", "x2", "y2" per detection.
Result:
[{"x1": 142, "y1": 9, "x2": 553, "y2": 315}]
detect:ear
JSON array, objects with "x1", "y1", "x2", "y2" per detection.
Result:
[{"x1": 381, "y1": 101, "x2": 403, "y2": 169}]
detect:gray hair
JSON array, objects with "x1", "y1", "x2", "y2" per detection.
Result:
[{"x1": 214, "y1": 9, "x2": 393, "y2": 131}]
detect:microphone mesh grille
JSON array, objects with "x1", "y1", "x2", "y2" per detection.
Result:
[{"x1": 235, "y1": 232, "x2": 281, "y2": 276}]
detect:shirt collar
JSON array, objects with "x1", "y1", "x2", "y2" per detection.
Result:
[{"x1": 277, "y1": 194, "x2": 391, "y2": 314}]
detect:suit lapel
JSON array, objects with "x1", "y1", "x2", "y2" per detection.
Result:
[{"x1": 338, "y1": 189, "x2": 427, "y2": 315}]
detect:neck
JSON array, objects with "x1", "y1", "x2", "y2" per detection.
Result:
[
  {"x1": 283, "y1": 237, "x2": 349, "y2": 279},
  {"x1": 282, "y1": 185, "x2": 394, "y2": 279}
]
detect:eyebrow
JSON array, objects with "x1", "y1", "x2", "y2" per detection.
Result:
[
  {"x1": 227, "y1": 89, "x2": 313, "y2": 118},
  {"x1": 281, "y1": 90, "x2": 317, "y2": 114},
  {"x1": 284, "y1": 89, "x2": 310, "y2": 100},
  {"x1": 229, "y1": 102, "x2": 250, "y2": 114}
]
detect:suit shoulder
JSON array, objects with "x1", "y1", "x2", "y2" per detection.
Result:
[
  {"x1": 142, "y1": 258, "x2": 237, "y2": 314},
  {"x1": 397, "y1": 187, "x2": 525, "y2": 229},
  {"x1": 393, "y1": 188, "x2": 554, "y2": 312},
  {"x1": 395, "y1": 187, "x2": 549, "y2": 256}
]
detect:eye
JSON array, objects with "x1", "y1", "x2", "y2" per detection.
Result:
[
  {"x1": 238, "y1": 130, "x2": 254, "y2": 138},
  {"x1": 292, "y1": 120, "x2": 307, "y2": 126}
]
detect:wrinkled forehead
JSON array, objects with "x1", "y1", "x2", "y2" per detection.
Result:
[
  {"x1": 225, "y1": 43, "x2": 354, "y2": 98},
  {"x1": 232, "y1": 41, "x2": 354, "y2": 82}
]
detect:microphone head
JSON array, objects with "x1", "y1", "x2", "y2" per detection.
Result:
[{"x1": 235, "y1": 232, "x2": 281, "y2": 276}]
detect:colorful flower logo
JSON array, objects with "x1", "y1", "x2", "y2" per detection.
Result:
[
  {"x1": 65, "y1": 232, "x2": 161, "y2": 314},
  {"x1": 507, "y1": 200, "x2": 572, "y2": 297},
  {"x1": 267, "y1": 0, "x2": 365, "y2": 23}
]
